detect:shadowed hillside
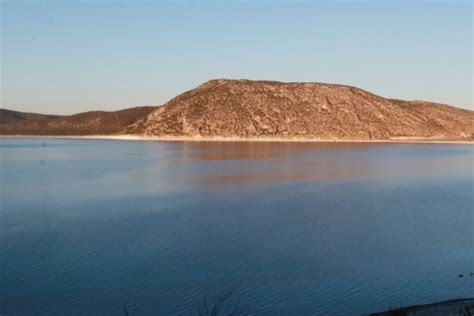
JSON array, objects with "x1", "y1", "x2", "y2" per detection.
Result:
[
  {"x1": 0, "y1": 109, "x2": 61, "y2": 124},
  {"x1": 0, "y1": 106, "x2": 156, "y2": 135}
]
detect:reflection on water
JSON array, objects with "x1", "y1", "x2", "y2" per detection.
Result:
[
  {"x1": 166, "y1": 141, "x2": 472, "y2": 187},
  {"x1": 0, "y1": 138, "x2": 473, "y2": 315}
]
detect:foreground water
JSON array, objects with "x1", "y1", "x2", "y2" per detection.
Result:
[{"x1": 0, "y1": 138, "x2": 473, "y2": 315}]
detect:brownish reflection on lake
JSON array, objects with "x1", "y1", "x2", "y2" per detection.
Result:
[{"x1": 164, "y1": 141, "x2": 472, "y2": 187}]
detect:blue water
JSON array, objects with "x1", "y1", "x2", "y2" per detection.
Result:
[{"x1": 0, "y1": 138, "x2": 473, "y2": 315}]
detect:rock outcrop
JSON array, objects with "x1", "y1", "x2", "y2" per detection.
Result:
[{"x1": 131, "y1": 79, "x2": 473, "y2": 140}]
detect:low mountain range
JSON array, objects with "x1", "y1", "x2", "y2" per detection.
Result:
[
  {"x1": 0, "y1": 107, "x2": 155, "y2": 136},
  {"x1": 1, "y1": 79, "x2": 473, "y2": 141}
]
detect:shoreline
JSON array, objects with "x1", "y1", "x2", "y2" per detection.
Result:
[
  {"x1": 368, "y1": 298, "x2": 474, "y2": 315},
  {"x1": 1, "y1": 134, "x2": 473, "y2": 144}
]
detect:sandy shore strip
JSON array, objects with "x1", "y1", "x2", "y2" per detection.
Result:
[{"x1": 1, "y1": 134, "x2": 473, "y2": 144}]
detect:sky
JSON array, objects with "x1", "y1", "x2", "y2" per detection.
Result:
[{"x1": 1, "y1": 0, "x2": 472, "y2": 115}]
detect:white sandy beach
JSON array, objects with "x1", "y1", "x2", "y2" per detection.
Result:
[{"x1": 2, "y1": 134, "x2": 473, "y2": 144}]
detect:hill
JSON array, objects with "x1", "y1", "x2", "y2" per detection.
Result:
[
  {"x1": 0, "y1": 106, "x2": 156, "y2": 135},
  {"x1": 131, "y1": 79, "x2": 473, "y2": 140},
  {"x1": 1, "y1": 79, "x2": 472, "y2": 140}
]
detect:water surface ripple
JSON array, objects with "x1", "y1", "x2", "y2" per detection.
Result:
[{"x1": 0, "y1": 138, "x2": 473, "y2": 315}]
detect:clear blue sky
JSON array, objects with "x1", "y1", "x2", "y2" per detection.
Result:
[{"x1": 1, "y1": 0, "x2": 472, "y2": 114}]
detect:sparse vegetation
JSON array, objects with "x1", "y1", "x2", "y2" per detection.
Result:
[{"x1": 198, "y1": 286, "x2": 250, "y2": 316}]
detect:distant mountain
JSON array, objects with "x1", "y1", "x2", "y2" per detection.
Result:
[
  {"x1": 1, "y1": 79, "x2": 473, "y2": 140},
  {"x1": 0, "y1": 106, "x2": 156, "y2": 135},
  {"x1": 0, "y1": 109, "x2": 61, "y2": 124},
  {"x1": 131, "y1": 79, "x2": 473, "y2": 140}
]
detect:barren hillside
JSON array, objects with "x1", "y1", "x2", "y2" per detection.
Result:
[
  {"x1": 0, "y1": 106, "x2": 156, "y2": 135},
  {"x1": 1, "y1": 79, "x2": 472, "y2": 140},
  {"x1": 131, "y1": 79, "x2": 473, "y2": 140}
]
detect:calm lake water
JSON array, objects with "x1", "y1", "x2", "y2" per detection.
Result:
[{"x1": 0, "y1": 138, "x2": 473, "y2": 315}]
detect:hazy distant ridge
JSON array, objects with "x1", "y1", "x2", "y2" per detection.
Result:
[{"x1": 0, "y1": 109, "x2": 61, "y2": 124}]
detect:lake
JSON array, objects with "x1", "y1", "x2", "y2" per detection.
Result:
[{"x1": 0, "y1": 138, "x2": 473, "y2": 315}]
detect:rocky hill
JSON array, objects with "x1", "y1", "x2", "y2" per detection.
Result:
[
  {"x1": 1, "y1": 79, "x2": 472, "y2": 140},
  {"x1": 131, "y1": 79, "x2": 473, "y2": 140},
  {"x1": 0, "y1": 106, "x2": 155, "y2": 135}
]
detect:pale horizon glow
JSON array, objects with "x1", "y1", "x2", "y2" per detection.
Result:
[{"x1": 1, "y1": 1, "x2": 473, "y2": 115}]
